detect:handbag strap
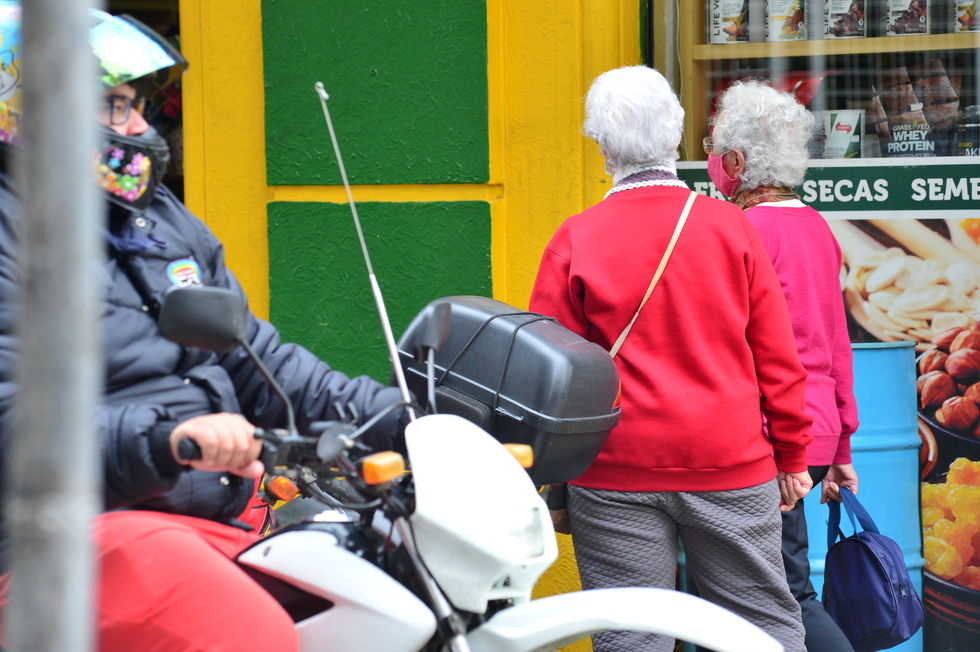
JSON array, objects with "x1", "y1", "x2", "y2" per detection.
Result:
[
  {"x1": 609, "y1": 190, "x2": 697, "y2": 358},
  {"x1": 827, "y1": 487, "x2": 880, "y2": 549}
]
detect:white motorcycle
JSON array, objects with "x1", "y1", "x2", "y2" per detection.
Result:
[{"x1": 159, "y1": 286, "x2": 783, "y2": 652}]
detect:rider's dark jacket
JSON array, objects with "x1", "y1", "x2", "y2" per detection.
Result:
[{"x1": 0, "y1": 161, "x2": 403, "y2": 566}]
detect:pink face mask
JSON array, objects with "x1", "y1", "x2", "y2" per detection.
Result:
[{"x1": 707, "y1": 152, "x2": 740, "y2": 197}]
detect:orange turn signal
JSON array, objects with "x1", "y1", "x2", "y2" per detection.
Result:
[
  {"x1": 503, "y1": 443, "x2": 534, "y2": 469},
  {"x1": 361, "y1": 451, "x2": 406, "y2": 485},
  {"x1": 266, "y1": 475, "x2": 300, "y2": 502}
]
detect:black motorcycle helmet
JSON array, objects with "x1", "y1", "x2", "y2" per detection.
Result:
[{"x1": 0, "y1": 2, "x2": 188, "y2": 212}]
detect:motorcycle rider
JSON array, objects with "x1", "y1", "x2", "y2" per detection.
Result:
[{"x1": 0, "y1": 6, "x2": 404, "y2": 649}]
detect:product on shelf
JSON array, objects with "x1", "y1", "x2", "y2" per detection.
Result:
[
  {"x1": 960, "y1": 106, "x2": 980, "y2": 156},
  {"x1": 825, "y1": 0, "x2": 867, "y2": 38},
  {"x1": 912, "y1": 59, "x2": 960, "y2": 131},
  {"x1": 955, "y1": 1, "x2": 978, "y2": 32},
  {"x1": 908, "y1": 59, "x2": 961, "y2": 155},
  {"x1": 869, "y1": 91, "x2": 892, "y2": 151},
  {"x1": 878, "y1": 66, "x2": 922, "y2": 115},
  {"x1": 767, "y1": 0, "x2": 807, "y2": 40},
  {"x1": 823, "y1": 109, "x2": 865, "y2": 157},
  {"x1": 808, "y1": 118, "x2": 827, "y2": 158},
  {"x1": 708, "y1": 0, "x2": 750, "y2": 43},
  {"x1": 877, "y1": 66, "x2": 936, "y2": 156},
  {"x1": 883, "y1": 0, "x2": 931, "y2": 36},
  {"x1": 862, "y1": 125, "x2": 882, "y2": 157}
]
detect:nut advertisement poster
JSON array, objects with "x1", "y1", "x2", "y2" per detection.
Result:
[{"x1": 679, "y1": 156, "x2": 980, "y2": 650}]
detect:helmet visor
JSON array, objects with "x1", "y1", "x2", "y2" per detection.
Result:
[
  {"x1": 0, "y1": 5, "x2": 188, "y2": 145},
  {"x1": 90, "y1": 11, "x2": 186, "y2": 93}
]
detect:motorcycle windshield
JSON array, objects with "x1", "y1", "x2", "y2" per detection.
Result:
[{"x1": 405, "y1": 414, "x2": 557, "y2": 614}]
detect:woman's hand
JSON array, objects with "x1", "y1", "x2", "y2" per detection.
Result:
[
  {"x1": 777, "y1": 470, "x2": 813, "y2": 512},
  {"x1": 820, "y1": 463, "x2": 858, "y2": 504},
  {"x1": 169, "y1": 413, "x2": 264, "y2": 479}
]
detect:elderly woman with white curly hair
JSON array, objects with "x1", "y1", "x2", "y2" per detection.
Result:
[
  {"x1": 529, "y1": 65, "x2": 813, "y2": 652},
  {"x1": 708, "y1": 80, "x2": 860, "y2": 652}
]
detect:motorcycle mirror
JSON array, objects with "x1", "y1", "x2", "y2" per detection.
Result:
[
  {"x1": 315, "y1": 421, "x2": 359, "y2": 462},
  {"x1": 158, "y1": 286, "x2": 247, "y2": 353},
  {"x1": 159, "y1": 285, "x2": 299, "y2": 436},
  {"x1": 412, "y1": 301, "x2": 451, "y2": 363},
  {"x1": 410, "y1": 301, "x2": 451, "y2": 414}
]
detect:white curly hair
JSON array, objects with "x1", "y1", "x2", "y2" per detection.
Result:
[
  {"x1": 711, "y1": 81, "x2": 814, "y2": 190},
  {"x1": 584, "y1": 66, "x2": 684, "y2": 177}
]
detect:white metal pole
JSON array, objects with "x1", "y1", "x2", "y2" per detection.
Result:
[{"x1": 6, "y1": 1, "x2": 103, "y2": 650}]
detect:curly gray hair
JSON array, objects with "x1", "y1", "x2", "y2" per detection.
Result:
[
  {"x1": 711, "y1": 81, "x2": 814, "y2": 190},
  {"x1": 584, "y1": 66, "x2": 684, "y2": 175}
]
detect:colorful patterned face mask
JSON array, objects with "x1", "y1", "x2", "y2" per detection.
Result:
[{"x1": 92, "y1": 125, "x2": 170, "y2": 212}]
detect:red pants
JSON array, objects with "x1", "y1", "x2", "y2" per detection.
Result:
[{"x1": 3, "y1": 511, "x2": 299, "y2": 651}]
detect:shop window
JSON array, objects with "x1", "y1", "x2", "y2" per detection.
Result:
[
  {"x1": 667, "y1": 5, "x2": 980, "y2": 649},
  {"x1": 678, "y1": 2, "x2": 978, "y2": 162}
]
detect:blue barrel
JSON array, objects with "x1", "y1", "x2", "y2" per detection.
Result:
[{"x1": 803, "y1": 341, "x2": 923, "y2": 652}]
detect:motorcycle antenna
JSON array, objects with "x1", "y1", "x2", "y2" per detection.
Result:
[{"x1": 313, "y1": 81, "x2": 416, "y2": 421}]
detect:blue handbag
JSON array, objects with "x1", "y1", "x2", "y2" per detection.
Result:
[{"x1": 822, "y1": 487, "x2": 924, "y2": 652}]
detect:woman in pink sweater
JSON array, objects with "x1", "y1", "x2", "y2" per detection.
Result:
[
  {"x1": 708, "y1": 80, "x2": 860, "y2": 652},
  {"x1": 530, "y1": 66, "x2": 812, "y2": 652}
]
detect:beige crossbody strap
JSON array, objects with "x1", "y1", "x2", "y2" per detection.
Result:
[{"x1": 609, "y1": 190, "x2": 697, "y2": 358}]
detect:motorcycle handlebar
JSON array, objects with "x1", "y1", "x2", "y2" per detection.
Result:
[
  {"x1": 178, "y1": 424, "x2": 398, "y2": 515},
  {"x1": 175, "y1": 427, "x2": 273, "y2": 463},
  {"x1": 176, "y1": 437, "x2": 202, "y2": 461}
]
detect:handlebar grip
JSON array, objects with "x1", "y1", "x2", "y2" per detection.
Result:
[
  {"x1": 177, "y1": 437, "x2": 202, "y2": 461},
  {"x1": 177, "y1": 429, "x2": 270, "y2": 463}
]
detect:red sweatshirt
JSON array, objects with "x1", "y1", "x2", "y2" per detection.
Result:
[{"x1": 529, "y1": 185, "x2": 813, "y2": 492}]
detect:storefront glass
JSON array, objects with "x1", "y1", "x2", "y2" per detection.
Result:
[{"x1": 666, "y1": 3, "x2": 979, "y2": 650}]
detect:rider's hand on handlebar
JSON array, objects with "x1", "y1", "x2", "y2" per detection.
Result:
[{"x1": 170, "y1": 413, "x2": 264, "y2": 479}]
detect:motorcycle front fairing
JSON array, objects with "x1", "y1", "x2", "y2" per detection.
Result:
[
  {"x1": 237, "y1": 518, "x2": 436, "y2": 652},
  {"x1": 465, "y1": 587, "x2": 784, "y2": 652},
  {"x1": 405, "y1": 413, "x2": 558, "y2": 614}
]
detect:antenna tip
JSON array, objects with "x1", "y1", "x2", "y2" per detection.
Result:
[{"x1": 313, "y1": 81, "x2": 329, "y2": 100}]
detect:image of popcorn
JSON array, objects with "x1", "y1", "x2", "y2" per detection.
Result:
[{"x1": 922, "y1": 457, "x2": 980, "y2": 591}]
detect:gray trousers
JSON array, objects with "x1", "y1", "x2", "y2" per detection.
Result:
[{"x1": 568, "y1": 481, "x2": 805, "y2": 652}]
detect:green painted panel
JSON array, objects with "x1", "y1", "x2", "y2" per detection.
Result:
[
  {"x1": 262, "y1": 0, "x2": 489, "y2": 185},
  {"x1": 640, "y1": 0, "x2": 650, "y2": 66},
  {"x1": 268, "y1": 201, "x2": 492, "y2": 381}
]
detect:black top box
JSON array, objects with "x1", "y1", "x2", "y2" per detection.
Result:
[{"x1": 396, "y1": 296, "x2": 621, "y2": 485}]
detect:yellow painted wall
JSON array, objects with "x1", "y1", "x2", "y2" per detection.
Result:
[
  {"x1": 179, "y1": 1, "x2": 271, "y2": 317},
  {"x1": 493, "y1": 0, "x2": 642, "y2": 310},
  {"x1": 180, "y1": 2, "x2": 640, "y2": 649},
  {"x1": 180, "y1": 0, "x2": 639, "y2": 311}
]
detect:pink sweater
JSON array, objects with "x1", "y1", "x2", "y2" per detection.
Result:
[{"x1": 745, "y1": 202, "x2": 859, "y2": 466}]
